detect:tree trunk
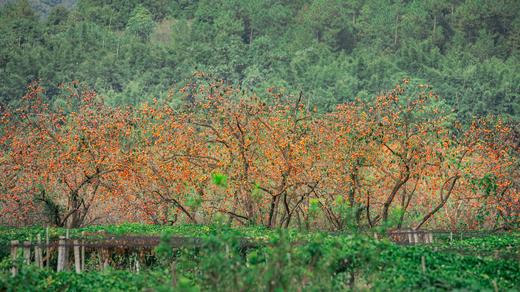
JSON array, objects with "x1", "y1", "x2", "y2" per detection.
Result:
[
  {"x1": 382, "y1": 173, "x2": 410, "y2": 223},
  {"x1": 416, "y1": 176, "x2": 459, "y2": 229}
]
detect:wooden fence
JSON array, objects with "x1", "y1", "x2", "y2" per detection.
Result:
[{"x1": 8, "y1": 232, "x2": 260, "y2": 276}]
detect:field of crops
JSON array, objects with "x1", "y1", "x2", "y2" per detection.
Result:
[{"x1": 1, "y1": 224, "x2": 519, "y2": 291}]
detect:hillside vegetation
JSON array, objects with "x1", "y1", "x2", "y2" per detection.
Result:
[{"x1": 1, "y1": 0, "x2": 519, "y2": 120}]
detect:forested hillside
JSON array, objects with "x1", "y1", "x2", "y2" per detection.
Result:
[{"x1": 1, "y1": 0, "x2": 519, "y2": 120}]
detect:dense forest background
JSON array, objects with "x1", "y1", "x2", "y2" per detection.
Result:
[{"x1": 0, "y1": 0, "x2": 519, "y2": 120}]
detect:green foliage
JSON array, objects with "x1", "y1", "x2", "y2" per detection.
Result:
[
  {"x1": 1, "y1": 225, "x2": 519, "y2": 290},
  {"x1": 308, "y1": 198, "x2": 321, "y2": 223},
  {"x1": 381, "y1": 207, "x2": 405, "y2": 232},
  {"x1": 332, "y1": 196, "x2": 360, "y2": 231},
  {"x1": 435, "y1": 233, "x2": 520, "y2": 260},
  {"x1": 0, "y1": 265, "x2": 172, "y2": 291},
  {"x1": 211, "y1": 172, "x2": 228, "y2": 188},
  {"x1": 476, "y1": 173, "x2": 498, "y2": 197},
  {"x1": 375, "y1": 244, "x2": 519, "y2": 291},
  {"x1": 126, "y1": 5, "x2": 155, "y2": 41},
  {"x1": 0, "y1": 0, "x2": 518, "y2": 121},
  {"x1": 170, "y1": 228, "x2": 380, "y2": 291},
  {"x1": 250, "y1": 182, "x2": 263, "y2": 202},
  {"x1": 184, "y1": 191, "x2": 203, "y2": 211}
]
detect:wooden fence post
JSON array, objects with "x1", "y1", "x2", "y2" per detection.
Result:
[
  {"x1": 74, "y1": 240, "x2": 81, "y2": 273},
  {"x1": 45, "y1": 226, "x2": 50, "y2": 268},
  {"x1": 23, "y1": 241, "x2": 31, "y2": 265},
  {"x1": 421, "y1": 256, "x2": 426, "y2": 272},
  {"x1": 171, "y1": 261, "x2": 177, "y2": 287},
  {"x1": 65, "y1": 229, "x2": 70, "y2": 270},
  {"x1": 81, "y1": 232, "x2": 85, "y2": 271},
  {"x1": 57, "y1": 236, "x2": 66, "y2": 272},
  {"x1": 450, "y1": 231, "x2": 453, "y2": 243},
  {"x1": 407, "y1": 231, "x2": 413, "y2": 244},
  {"x1": 35, "y1": 234, "x2": 43, "y2": 268},
  {"x1": 428, "y1": 232, "x2": 433, "y2": 244},
  {"x1": 98, "y1": 246, "x2": 109, "y2": 270},
  {"x1": 413, "y1": 231, "x2": 419, "y2": 244},
  {"x1": 10, "y1": 240, "x2": 19, "y2": 277},
  {"x1": 103, "y1": 248, "x2": 109, "y2": 270}
]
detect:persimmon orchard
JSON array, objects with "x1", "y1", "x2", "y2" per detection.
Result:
[{"x1": 0, "y1": 80, "x2": 518, "y2": 230}]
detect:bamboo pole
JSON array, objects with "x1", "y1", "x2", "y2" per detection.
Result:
[{"x1": 10, "y1": 240, "x2": 19, "y2": 277}]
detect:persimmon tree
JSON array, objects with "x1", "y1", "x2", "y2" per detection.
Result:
[
  {"x1": 315, "y1": 99, "x2": 376, "y2": 230},
  {"x1": 0, "y1": 82, "x2": 131, "y2": 227},
  {"x1": 459, "y1": 118, "x2": 519, "y2": 230},
  {"x1": 180, "y1": 82, "x2": 323, "y2": 227},
  {"x1": 126, "y1": 101, "x2": 211, "y2": 225},
  {"x1": 1, "y1": 79, "x2": 517, "y2": 230}
]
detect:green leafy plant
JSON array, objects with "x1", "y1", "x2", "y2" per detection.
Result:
[{"x1": 211, "y1": 173, "x2": 228, "y2": 188}]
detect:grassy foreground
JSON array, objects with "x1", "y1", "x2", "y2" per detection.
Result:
[{"x1": 0, "y1": 224, "x2": 519, "y2": 291}]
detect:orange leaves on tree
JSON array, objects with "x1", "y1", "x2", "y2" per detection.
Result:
[{"x1": 0, "y1": 80, "x2": 517, "y2": 230}]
